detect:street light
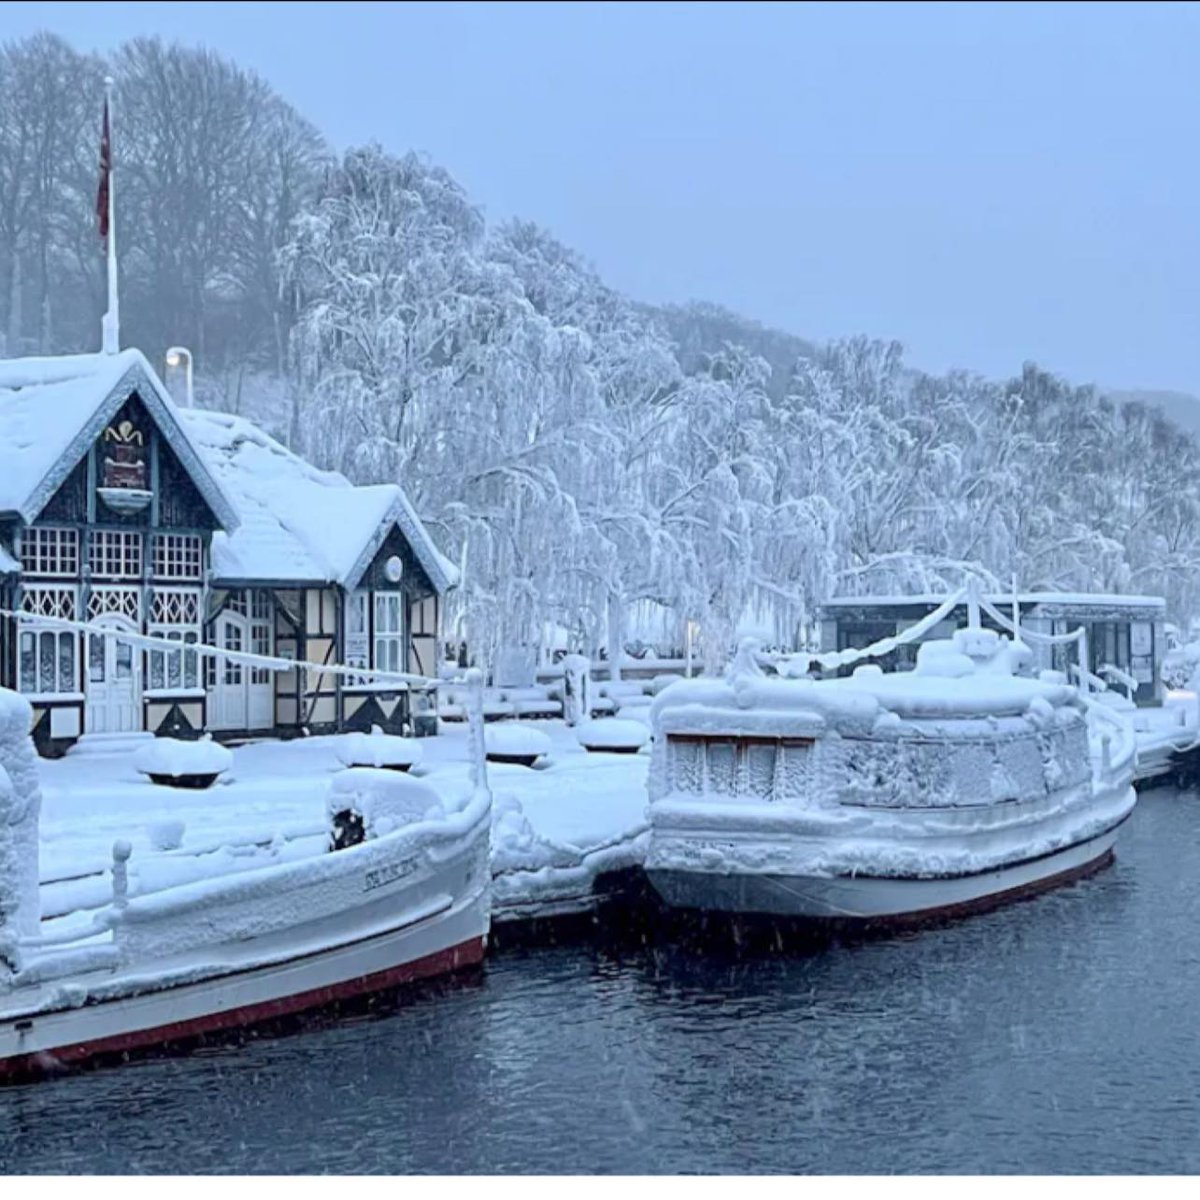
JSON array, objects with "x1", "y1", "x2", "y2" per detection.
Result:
[{"x1": 165, "y1": 345, "x2": 193, "y2": 409}]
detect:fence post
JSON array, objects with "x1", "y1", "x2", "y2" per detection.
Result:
[
  {"x1": 463, "y1": 667, "x2": 491, "y2": 801},
  {"x1": 111, "y1": 839, "x2": 132, "y2": 911},
  {"x1": 562, "y1": 654, "x2": 592, "y2": 726}
]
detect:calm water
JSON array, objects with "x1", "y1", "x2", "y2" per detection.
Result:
[{"x1": 4, "y1": 785, "x2": 1200, "y2": 1174}]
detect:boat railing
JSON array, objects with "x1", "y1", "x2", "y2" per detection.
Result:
[
  {"x1": 1098, "y1": 663, "x2": 1138, "y2": 700},
  {"x1": 1080, "y1": 693, "x2": 1138, "y2": 779}
]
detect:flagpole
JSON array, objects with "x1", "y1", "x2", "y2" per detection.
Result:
[{"x1": 100, "y1": 76, "x2": 119, "y2": 355}]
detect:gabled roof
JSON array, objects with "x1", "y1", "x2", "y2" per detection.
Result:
[
  {"x1": 178, "y1": 409, "x2": 459, "y2": 593},
  {"x1": 0, "y1": 348, "x2": 240, "y2": 531}
]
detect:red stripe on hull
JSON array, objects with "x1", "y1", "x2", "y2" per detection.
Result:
[
  {"x1": 816, "y1": 845, "x2": 1117, "y2": 933},
  {"x1": 1, "y1": 935, "x2": 485, "y2": 1084}
]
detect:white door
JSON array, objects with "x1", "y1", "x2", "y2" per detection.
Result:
[
  {"x1": 211, "y1": 607, "x2": 274, "y2": 732},
  {"x1": 213, "y1": 613, "x2": 248, "y2": 730},
  {"x1": 85, "y1": 616, "x2": 141, "y2": 734}
]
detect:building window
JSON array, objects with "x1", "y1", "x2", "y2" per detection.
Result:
[
  {"x1": 345, "y1": 590, "x2": 370, "y2": 684},
  {"x1": 90, "y1": 530, "x2": 143, "y2": 579},
  {"x1": 87, "y1": 586, "x2": 140, "y2": 624},
  {"x1": 21, "y1": 527, "x2": 79, "y2": 577},
  {"x1": 147, "y1": 588, "x2": 202, "y2": 690},
  {"x1": 152, "y1": 534, "x2": 202, "y2": 580},
  {"x1": 18, "y1": 586, "x2": 79, "y2": 696},
  {"x1": 374, "y1": 592, "x2": 404, "y2": 676},
  {"x1": 250, "y1": 591, "x2": 272, "y2": 684}
]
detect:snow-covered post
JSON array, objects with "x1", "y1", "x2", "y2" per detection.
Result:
[
  {"x1": 463, "y1": 668, "x2": 491, "y2": 802},
  {"x1": 111, "y1": 840, "x2": 132, "y2": 911},
  {"x1": 1077, "y1": 628, "x2": 1091, "y2": 695},
  {"x1": 606, "y1": 594, "x2": 624, "y2": 685},
  {"x1": 562, "y1": 654, "x2": 592, "y2": 726},
  {"x1": 1, "y1": 690, "x2": 43, "y2": 980},
  {"x1": 966, "y1": 577, "x2": 982, "y2": 631}
]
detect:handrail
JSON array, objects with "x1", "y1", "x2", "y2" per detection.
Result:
[
  {"x1": 0, "y1": 608, "x2": 440, "y2": 691},
  {"x1": 1082, "y1": 692, "x2": 1138, "y2": 777},
  {"x1": 1099, "y1": 662, "x2": 1137, "y2": 698}
]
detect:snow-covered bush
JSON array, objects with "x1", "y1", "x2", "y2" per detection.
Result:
[
  {"x1": 575, "y1": 718, "x2": 649, "y2": 753},
  {"x1": 147, "y1": 819, "x2": 187, "y2": 852},
  {"x1": 336, "y1": 727, "x2": 423, "y2": 772},
  {"x1": 1162, "y1": 641, "x2": 1200, "y2": 691},
  {"x1": 134, "y1": 737, "x2": 233, "y2": 787},
  {"x1": 484, "y1": 724, "x2": 552, "y2": 765}
]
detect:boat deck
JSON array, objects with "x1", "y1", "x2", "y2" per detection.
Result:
[{"x1": 36, "y1": 722, "x2": 650, "y2": 935}]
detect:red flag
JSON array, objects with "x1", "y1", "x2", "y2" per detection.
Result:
[{"x1": 96, "y1": 98, "x2": 110, "y2": 242}]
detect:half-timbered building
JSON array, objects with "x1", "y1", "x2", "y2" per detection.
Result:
[{"x1": 0, "y1": 349, "x2": 457, "y2": 755}]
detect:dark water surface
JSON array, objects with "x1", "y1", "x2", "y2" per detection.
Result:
[{"x1": 4, "y1": 785, "x2": 1200, "y2": 1174}]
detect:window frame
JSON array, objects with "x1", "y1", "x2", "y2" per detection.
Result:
[
  {"x1": 89, "y1": 529, "x2": 143, "y2": 580},
  {"x1": 20, "y1": 526, "x2": 79, "y2": 578},
  {"x1": 17, "y1": 584, "x2": 80, "y2": 697},
  {"x1": 152, "y1": 533, "x2": 203, "y2": 581}
]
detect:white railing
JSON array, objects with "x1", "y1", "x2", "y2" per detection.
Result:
[{"x1": 1099, "y1": 663, "x2": 1138, "y2": 700}]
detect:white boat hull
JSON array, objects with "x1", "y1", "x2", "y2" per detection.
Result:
[
  {"x1": 1, "y1": 800, "x2": 492, "y2": 1081},
  {"x1": 647, "y1": 818, "x2": 1126, "y2": 924},
  {"x1": 0, "y1": 887, "x2": 486, "y2": 1081}
]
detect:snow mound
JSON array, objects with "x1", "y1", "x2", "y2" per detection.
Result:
[
  {"x1": 327, "y1": 769, "x2": 442, "y2": 839},
  {"x1": 914, "y1": 640, "x2": 975, "y2": 678},
  {"x1": 134, "y1": 737, "x2": 233, "y2": 780},
  {"x1": 147, "y1": 819, "x2": 186, "y2": 852},
  {"x1": 576, "y1": 718, "x2": 650, "y2": 751},
  {"x1": 485, "y1": 724, "x2": 552, "y2": 761},
  {"x1": 335, "y1": 728, "x2": 424, "y2": 770}
]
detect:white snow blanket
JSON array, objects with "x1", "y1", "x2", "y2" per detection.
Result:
[
  {"x1": 134, "y1": 737, "x2": 233, "y2": 780},
  {"x1": 34, "y1": 723, "x2": 649, "y2": 931},
  {"x1": 335, "y1": 730, "x2": 423, "y2": 770},
  {"x1": 327, "y1": 769, "x2": 443, "y2": 838}
]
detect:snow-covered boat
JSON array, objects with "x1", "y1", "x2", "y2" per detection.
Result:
[
  {"x1": 644, "y1": 588, "x2": 1137, "y2": 926},
  {"x1": 0, "y1": 681, "x2": 492, "y2": 1081}
]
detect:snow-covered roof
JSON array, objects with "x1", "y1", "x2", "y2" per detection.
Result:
[
  {"x1": 0, "y1": 349, "x2": 239, "y2": 531},
  {"x1": 0, "y1": 543, "x2": 17, "y2": 576},
  {"x1": 178, "y1": 409, "x2": 458, "y2": 592},
  {"x1": 820, "y1": 591, "x2": 1165, "y2": 612}
]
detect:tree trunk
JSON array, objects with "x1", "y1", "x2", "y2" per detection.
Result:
[{"x1": 6, "y1": 250, "x2": 21, "y2": 354}]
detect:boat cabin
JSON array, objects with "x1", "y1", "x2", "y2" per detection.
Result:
[
  {"x1": 817, "y1": 591, "x2": 1166, "y2": 706},
  {"x1": 0, "y1": 349, "x2": 458, "y2": 756}
]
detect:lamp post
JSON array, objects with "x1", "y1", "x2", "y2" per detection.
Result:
[{"x1": 165, "y1": 345, "x2": 193, "y2": 408}]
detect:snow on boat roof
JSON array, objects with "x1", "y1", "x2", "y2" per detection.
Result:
[
  {"x1": 0, "y1": 349, "x2": 239, "y2": 531},
  {"x1": 820, "y1": 591, "x2": 1165, "y2": 611},
  {"x1": 652, "y1": 669, "x2": 1075, "y2": 728},
  {"x1": 179, "y1": 409, "x2": 458, "y2": 592}
]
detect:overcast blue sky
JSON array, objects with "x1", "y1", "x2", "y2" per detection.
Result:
[{"x1": 5, "y1": 0, "x2": 1199, "y2": 393}]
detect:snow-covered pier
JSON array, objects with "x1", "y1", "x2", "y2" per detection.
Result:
[{"x1": 36, "y1": 723, "x2": 650, "y2": 935}]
